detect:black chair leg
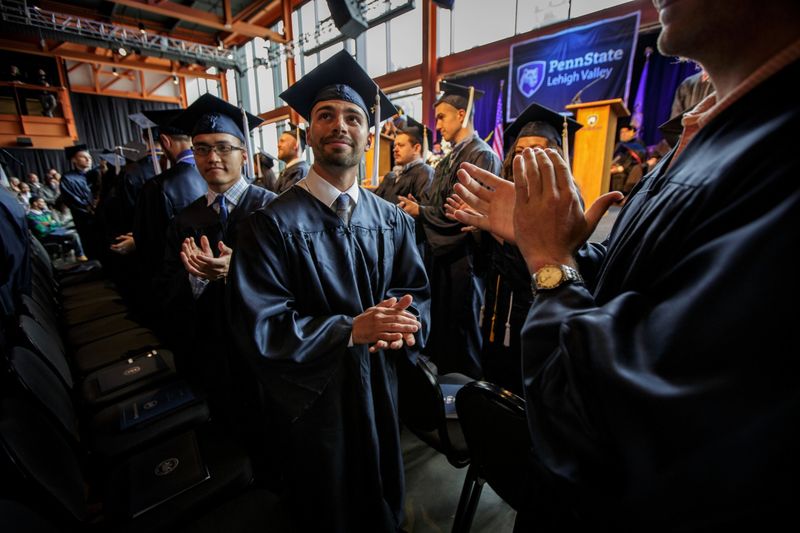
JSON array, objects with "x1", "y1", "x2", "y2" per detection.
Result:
[{"x1": 452, "y1": 464, "x2": 485, "y2": 533}]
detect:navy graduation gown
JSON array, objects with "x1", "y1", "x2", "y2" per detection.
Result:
[
  {"x1": 518, "y1": 59, "x2": 800, "y2": 529},
  {"x1": 1, "y1": 187, "x2": 30, "y2": 317},
  {"x1": 274, "y1": 160, "x2": 310, "y2": 193},
  {"x1": 159, "y1": 185, "x2": 275, "y2": 361},
  {"x1": 59, "y1": 168, "x2": 101, "y2": 257},
  {"x1": 132, "y1": 161, "x2": 206, "y2": 285},
  {"x1": 479, "y1": 240, "x2": 531, "y2": 395},
  {"x1": 373, "y1": 160, "x2": 433, "y2": 203},
  {"x1": 417, "y1": 133, "x2": 501, "y2": 378},
  {"x1": 227, "y1": 186, "x2": 430, "y2": 532}
]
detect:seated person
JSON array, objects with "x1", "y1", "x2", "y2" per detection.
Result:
[
  {"x1": 26, "y1": 196, "x2": 87, "y2": 261},
  {"x1": 609, "y1": 123, "x2": 646, "y2": 195}
]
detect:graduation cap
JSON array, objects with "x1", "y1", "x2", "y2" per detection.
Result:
[
  {"x1": 129, "y1": 113, "x2": 163, "y2": 175},
  {"x1": 98, "y1": 152, "x2": 127, "y2": 167},
  {"x1": 658, "y1": 113, "x2": 684, "y2": 147},
  {"x1": 399, "y1": 116, "x2": 433, "y2": 158},
  {"x1": 279, "y1": 50, "x2": 396, "y2": 127},
  {"x1": 141, "y1": 109, "x2": 188, "y2": 136},
  {"x1": 170, "y1": 93, "x2": 263, "y2": 142},
  {"x1": 123, "y1": 140, "x2": 149, "y2": 162},
  {"x1": 258, "y1": 151, "x2": 278, "y2": 169},
  {"x1": 64, "y1": 144, "x2": 89, "y2": 160},
  {"x1": 281, "y1": 125, "x2": 307, "y2": 150},
  {"x1": 503, "y1": 102, "x2": 582, "y2": 154},
  {"x1": 435, "y1": 81, "x2": 485, "y2": 129}
]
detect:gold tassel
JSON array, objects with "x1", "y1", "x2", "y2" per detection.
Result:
[
  {"x1": 478, "y1": 283, "x2": 487, "y2": 328},
  {"x1": 503, "y1": 291, "x2": 514, "y2": 348},
  {"x1": 489, "y1": 276, "x2": 501, "y2": 343}
]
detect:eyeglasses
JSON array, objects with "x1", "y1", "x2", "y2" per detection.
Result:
[{"x1": 192, "y1": 144, "x2": 245, "y2": 156}]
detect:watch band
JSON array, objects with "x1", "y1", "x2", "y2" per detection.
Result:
[{"x1": 531, "y1": 264, "x2": 584, "y2": 296}]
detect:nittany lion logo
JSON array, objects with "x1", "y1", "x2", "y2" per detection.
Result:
[{"x1": 517, "y1": 61, "x2": 546, "y2": 98}]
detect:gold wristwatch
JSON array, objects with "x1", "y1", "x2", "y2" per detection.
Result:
[{"x1": 531, "y1": 264, "x2": 583, "y2": 296}]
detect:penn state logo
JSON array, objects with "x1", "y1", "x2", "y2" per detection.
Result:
[
  {"x1": 517, "y1": 61, "x2": 546, "y2": 98},
  {"x1": 154, "y1": 458, "x2": 180, "y2": 476},
  {"x1": 123, "y1": 366, "x2": 142, "y2": 376},
  {"x1": 586, "y1": 114, "x2": 599, "y2": 127}
]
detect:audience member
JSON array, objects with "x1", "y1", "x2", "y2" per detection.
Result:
[
  {"x1": 39, "y1": 174, "x2": 60, "y2": 206},
  {"x1": 26, "y1": 196, "x2": 87, "y2": 261},
  {"x1": 609, "y1": 123, "x2": 646, "y2": 195}
]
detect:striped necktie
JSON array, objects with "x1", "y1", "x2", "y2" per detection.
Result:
[{"x1": 335, "y1": 193, "x2": 351, "y2": 225}]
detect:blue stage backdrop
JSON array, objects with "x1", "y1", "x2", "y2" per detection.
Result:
[{"x1": 507, "y1": 11, "x2": 640, "y2": 121}]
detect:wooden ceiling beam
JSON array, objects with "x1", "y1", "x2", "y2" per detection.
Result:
[{"x1": 112, "y1": 0, "x2": 286, "y2": 42}]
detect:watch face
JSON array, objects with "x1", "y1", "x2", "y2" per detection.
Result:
[{"x1": 537, "y1": 265, "x2": 564, "y2": 289}]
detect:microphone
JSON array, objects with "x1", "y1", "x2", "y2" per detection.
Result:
[{"x1": 570, "y1": 75, "x2": 605, "y2": 105}]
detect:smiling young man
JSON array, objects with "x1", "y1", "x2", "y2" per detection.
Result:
[
  {"x1": 157, "y1": 93, "x2": 275, "y2": 415},
  {"x1": 227, "y1": 50, "x2": 430, "y2": 533}
]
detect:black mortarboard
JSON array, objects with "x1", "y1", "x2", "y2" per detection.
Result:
[
  {"x1": 64, "y1": 144, "x2": 89, "y2": 160},
  {"x1": 503, "y1": 102, "x2": 582, "y2": 152},
  {"x1": 281, "y1": 125, "x2": 307, "y2": 150},
  {"x1": 279, "y1": 50, "x2": 396, "y2": 127},
  {"x1": 658, "y1": 113, "x2": 684, "y2": 147},
  {"x1": 98, "y1": 152, "x2": 127, "y2": 166},
  {"x1": 400, "y1": 116, "x2": 433, "y2": 152},
  {"x1": 141, "y1": 109, "x2": 187, "y2": 136},
  {"x1": 435, "y1": 81, "x2": 486, "y2": 111},
  {"x1": 170, "y1": 93, "x2": 263, "y2": 142},
  {"x1": 259, "y1": 151, "x2": 278, "y2": 169}
]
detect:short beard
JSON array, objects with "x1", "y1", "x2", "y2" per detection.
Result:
[{"x1": 312, "y1": 141, "x2": 364, "y2": 169}]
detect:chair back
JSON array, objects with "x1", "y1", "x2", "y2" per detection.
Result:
[
  {"x1": 18, "y1": 315, "x2": 73, "y2": 389},
  {"x1": 456, "y1": 381, "x2": 532, "y2": 510},
  {"x1": 0, "y1": 396, "x2": 87, "y2": 523},
  {"x1": 7, "y1": 346, "x2": 80, "y2": 442},
  {"x1": 397, "y1": 357, "x2": 471, "y2": 467}
]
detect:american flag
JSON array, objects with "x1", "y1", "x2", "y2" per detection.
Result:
[{"x1": 491, "y1": 80, "x2": 505, "y2": 160}]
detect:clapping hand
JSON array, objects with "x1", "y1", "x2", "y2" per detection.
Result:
[{"x1": 180, "y1": 235, "x2": 233, "y2": 281}]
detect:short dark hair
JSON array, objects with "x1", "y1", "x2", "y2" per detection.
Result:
[{"x1": 29, "y1": 195, "x2": 42, "y2": 206}]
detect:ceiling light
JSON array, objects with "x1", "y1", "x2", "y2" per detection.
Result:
[
  {"x1": 117, "y1": 46, "x2": 128, "y2": 56},
  {"x1": 138, "y1": 22, "x2": 146, "y2": 34},
  {"x1": 217, "y1": 38, "x2": 224, "y2": 51},
  {"x1": 112, "y1": 67, "x2": 119, "y2": 76},
  {"x1": 172, "y1": 75, "x2": 179, "y2": 85}
]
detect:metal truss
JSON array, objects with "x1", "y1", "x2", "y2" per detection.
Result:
[{"x1": 0, "y1": 0, "x2": 239, "y2": 71}]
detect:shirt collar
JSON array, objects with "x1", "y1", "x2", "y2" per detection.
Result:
[
  {"x1": 206, "y1": 177, "x2": 249, "y2": 208},
  {"x1": 400, "y1": 158, "x2": 423, "y2": 174},
  {"x1": 672, "y1": 38, "x2": 800, "y2": 163},
  {"x1": 283, "y1": 157, "x2": 303, "y2": 169},
  {"x1": 298, "y1": 167, "x2": 360, "y2": 210}
]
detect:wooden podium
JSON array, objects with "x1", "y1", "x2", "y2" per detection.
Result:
[
  {"x1": 364, "y1": 133, "x2": 393, "y2": 188},
  {"x1": 565, "y1": 98, "x2": 629, "y2": 207}
]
